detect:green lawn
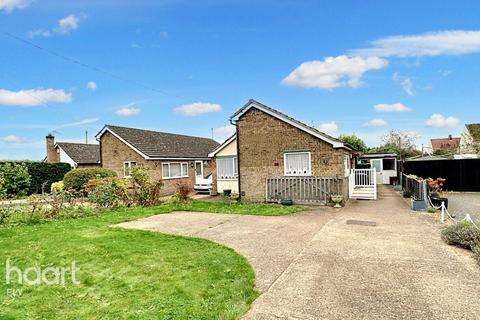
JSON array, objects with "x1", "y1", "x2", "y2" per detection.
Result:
[{"x1": 0, "y1": 201, "x2": 301, "y2": 319}]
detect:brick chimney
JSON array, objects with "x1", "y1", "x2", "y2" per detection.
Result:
[
  {"x1": 46, "y1": 134, "x2": 59, "y2": 163},
  {"x1": 448, "y1": 134, "x2": 453, "y2": 140}
]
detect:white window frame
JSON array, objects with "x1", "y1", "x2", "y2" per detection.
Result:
[
  {"x1": 283, "y1": 151, "x2": 311, "y2": 176},
  {"x1": 123, "y1": 161, "x2": 136, "y2": 178},
  {"x1": 162, "y1": 162, "x2": 189, "y2": 179},
  {"x1": 217, "y1": 156, "x2": 238, "y2": 180}
]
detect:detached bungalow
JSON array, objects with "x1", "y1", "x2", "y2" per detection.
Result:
[
  {"x1": 45, "y1": 134, "x2": 100, "y2": 168},
  {"x1": 212, "y1": 99, "x2": 355, "y2": 203},
  {"x1": 96, "y1": 125, "x2": 219, "y2": 195}
]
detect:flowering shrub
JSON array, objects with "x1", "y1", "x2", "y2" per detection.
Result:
[
  {"x1": 175, "y1": 181, "x2": 193, "y2": 202},
  {"x1": 86, "y1": 177, "x2": 128, "y2": 208},
  {"x1": 130, "y1": 166, "x2": 163, "y2": 207},
  {"x1": 51, "y1": 181, "x2": 64, "y2": 193}
]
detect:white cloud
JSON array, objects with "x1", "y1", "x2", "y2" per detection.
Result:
[
  {"x1": 374, "y1": 103, "x2": 412, "y2": 113},
  {"x1": 55, "y1": 118, "x2": 99, "y2": 129},
  {"x1": 425, "y1": 114, "x2": 460, "y2": 128},
  {"x1": 0, "y1": 88, "x2": 72, "y2": 107},
  {"x1": 29, "y1": 14, "x2": 80, "y2": 38},
  {"x1": 86, "y1": 81, "x2": 97, "y2": 91},
  {"x1": 401, "y1": 78, "x2": 414, "y2": 96},
  {"x1": 318, "y1": 121, "x2": 338, "y2": 134},
  {"x1": 0, "y1": 0, "x2": 30, "y2": 12},
  {"x1": 392, "y1": 73, "x2": 414, "y2": 96},
  {"x1": 115, "y1": 107, "x2": 141, "y2": 116},
  {"x1": 282, "y1": 55, "x2": 388, "y2": 90},
  {"x1": 55, "y1": 14, "x2": 79, "y2": 34},
  {"x1": 175, "y1": 102, "x2": 222, "y2": 116},
  {"x1": 350, "y1": 30, "x2": 480, "y2": 57},
  {"x1": 213, "y1": 125, "x2": 236, "y2": 136},
  {"x1": 0, "y1": 135, "x2": 29, "y2": 144},
  {"x1": 364, "y1": 118, "x2": 387, "y2": 127}
]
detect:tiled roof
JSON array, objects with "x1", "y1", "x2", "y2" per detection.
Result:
[
  {"x1": 56, "y1": 143, "x2": 100, "y2": 164},
  {"x1": 430, "y1": 137, "x2": 460, "y2": 151},
  {"x1": 231, "y1": 99, "x2": 351, "y2": 149},
  {"x1": 103, "y1": 125, "x2": 219, "y2": 158}
]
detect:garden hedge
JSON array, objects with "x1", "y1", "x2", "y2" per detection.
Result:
[
  {"x1": 441, "y1": 221, "x2": 480, "y2": 251},
  {"x1": 63, "y1": 168, "x2": 117, "y2": 192},
  {"x1": 0, "y1": 161, "x2": 71, "y2": 195}
]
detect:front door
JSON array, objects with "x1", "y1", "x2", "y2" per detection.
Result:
[
  {"x1": 371, "y1": 159, "x2": 383, "y2": 184},
  {"x1": 195, "y1": 161, "x2": 203, "y2": 183}
]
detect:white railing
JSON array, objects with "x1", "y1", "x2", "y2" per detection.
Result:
[
  {"x1": 349, "y1": 168, "x2": 377, "y2": 200},
  {"x1": 265, "y1": 176, "x2": 345, "y2": 204}
]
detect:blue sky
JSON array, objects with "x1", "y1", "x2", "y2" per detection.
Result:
[{"x1": 1, "y1": 0, "x2": 480, "y2": 160}]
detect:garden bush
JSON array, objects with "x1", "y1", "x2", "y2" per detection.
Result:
[
  {"x1": 87, "y1": 177, "x2": 128, "y2": 208},
  {"x1": 0, "y1": 161, "x2": 71, "y2": 195},
  {"x1": 441, "y1": 221, "x2": 480, "y2": 250},
  {"x1": 63, "y1": 168, "x2": 116, "y2": 192},
  {"x1": 473, "y1": 245, "x2": 480, "y2": 265},
  {"x1": 0, "y1": 162, "x2": 31, "y2": 197},
  {"x1": 175, "y1": 181, "x2": 193, "y2": 202},
  {"x1": 51, "y1": 181, "x2": 64, "y2": 193},
  {"x1": 130, "y1": 166, "x2": 163, "y2": 207},
  {"x1": 25, "y1": 162, "x2": 71, "y2": 194}
]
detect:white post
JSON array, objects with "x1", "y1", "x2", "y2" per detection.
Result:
[
  {"x1": 373, "y1": 168, "x2": 377, "y2": 200},
  {"x1": 441, "y1": 201, "x2": 445, "y2": 224}
]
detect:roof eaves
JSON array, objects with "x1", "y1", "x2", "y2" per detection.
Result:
[{"x1": 230, "y1": 99, "x2": 345, "y2": 149}]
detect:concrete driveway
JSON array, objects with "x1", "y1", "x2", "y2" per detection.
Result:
[{"x1": 117, "y1": 185, "x2": 480, "y2": 319}]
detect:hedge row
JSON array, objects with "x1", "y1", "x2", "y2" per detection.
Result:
[{"x1": 0, "y1": 161, "x2": 72, "y2": 195}]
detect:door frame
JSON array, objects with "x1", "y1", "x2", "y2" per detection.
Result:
[
  {"x1": 195, "y1": 161, "x2": 203, "y2": 183},
  {"x1": 370, "y1": 159, "x2": 383, "y2": 184}
]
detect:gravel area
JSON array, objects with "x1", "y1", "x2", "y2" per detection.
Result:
[{"x1": 446, "y1": 192, "x2": 480, "y2": 221}]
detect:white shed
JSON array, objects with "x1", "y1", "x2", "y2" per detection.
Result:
[{"x1": 358, "y1": 153, "x2": 398, "y2": 185}]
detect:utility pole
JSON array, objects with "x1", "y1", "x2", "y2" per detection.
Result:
[
  {"x1": 85, "y1": 130, "x2": 88, "y2": 144},
  {"x1": 211, "y1": 128, "x2": 214, "y2": 140}
]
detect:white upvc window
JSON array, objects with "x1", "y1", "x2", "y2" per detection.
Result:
[
  {"x1": 217, "y1": 156, "x2": 238, "y2": 180},
  {"x1": 123, "y1": 161, "x2": 136, "y2": 178},
  {"x1": 162, "y1": 162, "x2": 189, "y2": 179},
  {"x1": 284, "y1": 151, "x2": 311, "y2": 176}
]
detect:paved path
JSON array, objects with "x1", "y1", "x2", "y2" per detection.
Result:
[{"x1": 117, "y1": 185, "x2": 480, "y2": 319}]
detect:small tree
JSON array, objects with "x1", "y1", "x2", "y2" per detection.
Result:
[
  {"x1": 370, "y1": 130, "x2": 421, "y2": 159},
  {"x1": 339, "y1": 134, "x2": 367, "y2": 152}
]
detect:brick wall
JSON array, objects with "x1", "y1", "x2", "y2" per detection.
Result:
[
  {"x1": 100, "y1": 131, "x2": 214, "y2": 196},
  {"x1": 237, "y1": 108, "x2": 349, "y2": 201}
]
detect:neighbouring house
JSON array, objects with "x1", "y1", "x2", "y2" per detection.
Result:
[
  {"x1": 459, "y1": 123, "x2": 480, "y2": 158},
  {"x1": 430, "y1": 135, "x2": 460, "y2": 153},
  {"x1": 45, "y1": 134, "x2": 100, "y2": 168},
  {"x1": 96, "y1": 125, "x2": 219, "y2": 196},
  {"x1": 222, "y1": 99, "x2": 354, "y2": 203},
  {"x1": 208, "y1": 134, "x2": 238, "y2": 194},
  {"x1": 357, "y1": 153, "x2": 399, "y2": 185}
]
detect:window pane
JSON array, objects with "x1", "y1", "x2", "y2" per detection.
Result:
[
  {"x1": 170, "y1": 163, "x2": 181, "y2": 177},
  {"x1": 124, "y1": 162, "x2": 129, "y2": 177},
  {"x1": 182, "y1": 163, "x2": 188, "y2": 176},
  {"x1": 162, "y1": 163, "x2": 169, "y2": 178},
  {"x1": 285, "y1": 153, "x2": 310, "y2": 175},
  {"x1": 217, "y1": 157, "x2": 235, "y2": 179},
  {"x1": 233, "y1": 157, "x2": 238, "y2": 176},
  {"x1": 383, "y1": 159, "x2": 395, "y2": 171}
]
